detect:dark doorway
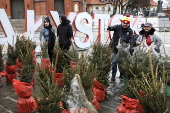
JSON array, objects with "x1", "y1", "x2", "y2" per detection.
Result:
[
  {"x1": 54, "y1": 0, "x2": 64, "y2": 15},
  {"x1": 11, "y1": 0, "x2": 24, "y2": 19}
]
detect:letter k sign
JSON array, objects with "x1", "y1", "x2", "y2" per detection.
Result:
[{"x1": 0, "y1": 9, "x2": 16, "y2": 45}]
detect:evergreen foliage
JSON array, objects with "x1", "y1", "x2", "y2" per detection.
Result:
[
  {"x1": 19, "y1": 47, "x2": 35, "y2": 83},
  {"x1": 6, "y1": 44, "x2": 17, "y2": 66},
  {"x1": 15, "y1": 37, "x2": 36, "y2": 83},
  {"x1": 0, "y1": 44, "x2": 4, "y2": 72},
  {"x1": 88, "y1": 42, "x2": 112, "y2": 86},
  {"x1": 34, "y1": 66, "x2": 65, "y2": 113},
  {"x1": 67, "y1": 46, "x2": 79, "y2": 63},
  {"x1": 159, "y1": 54, "x2": 170, "y2": 86},
  {"x1": 122, "y1": 50, "x2": 169, "y2": 113},
  {"x1": 15, "y1": 36, "x2": 36, "y2": 62},
  {"x1": 40, "y1": 42, "x2": 49, "y2": 58},
  {"x1": 52, "y1": 44, "x2": 70, "y2": 73},
  {"x1": 120, "y1": 47, "x2": 159, "y2": 79},
  {"x1": 63, "y1": 52, "x2": 99, "y2": 102}
]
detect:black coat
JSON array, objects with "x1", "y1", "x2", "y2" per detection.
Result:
[
  {"x1": 107, "y1": 25, "x2": 133, "y2": 53},
  {"x1": 57, "y1": 16, "x2": 73, "y2": 46}
]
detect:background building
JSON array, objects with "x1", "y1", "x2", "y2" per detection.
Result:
[
  {"x1": 0, "y1": 0, "x2": 162, "y2": 19},
  {"x1": 0, "y1": 0, "x2": 84, "y2": 19}
]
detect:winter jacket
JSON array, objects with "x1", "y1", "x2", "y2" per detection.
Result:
[
  {"x1": 39, "y1": 26, "x2": 56, "y2": 45},
  {"x1": 107, "y1": 25, "x2": 134, "y2": 54},
  {"x1": 57, "y1": 15, "x2": 73, "y2": 46},
  {"x1": 137, "y1": 28, "x2": 162, "y2": 53}
]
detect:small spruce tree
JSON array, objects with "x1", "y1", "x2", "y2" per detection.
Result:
[
  {"x1": 6, "y1": 44, "x2": 17, "y2": 66},
  {"x1": 34, "y1": 66, "x2": 65, "y2": 113},
  {"x1": 0, "y1": 44, "x2": 4, "y2": 72},
  {"x1": 88, "y1": 42, "x2": 112, "y2": 87}
]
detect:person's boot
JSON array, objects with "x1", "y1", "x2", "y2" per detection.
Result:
[{"x1": 111, "y1": 76, "x2": 116, "y2": 81}]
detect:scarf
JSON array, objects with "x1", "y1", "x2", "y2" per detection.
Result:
[{"x1": 44, "y1": 24, "x2": 54, "y2": 45}]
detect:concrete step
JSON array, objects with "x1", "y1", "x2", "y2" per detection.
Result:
[{"x1": 0, "y1": 18, "x2": 59, "y2": 34}]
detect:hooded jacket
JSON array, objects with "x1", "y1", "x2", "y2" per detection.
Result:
[
  {"x1": 39, "y1": 17, "x2": 56, "y2": 45},
  {"x1": 137, "y1": 28, "x2": 162, "y2": 53},
  {"x1": 57, "y1": 15, "x2": 73, "y2": 46},
  {"x1": 107, "y1": 24, "x2": 133, "y2": 54}
]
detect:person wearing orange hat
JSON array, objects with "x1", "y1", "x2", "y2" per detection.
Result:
[{"x1": 107, "y1": 15, "x2": 134, "y2": 81}]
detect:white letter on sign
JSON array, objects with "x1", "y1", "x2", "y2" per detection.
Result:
[
  {"x1": 131, "y1": 16, "x2": 142, "y2": 34},
  {"x1": 22, "y1": 10, "x2": 42, "y2": 40},
  {"x1": 74, "y1": 12, "x2": 93, "y2": 49},
  {"x1": 92, "y1": 13, "x2": 110, "y2": 43},
  {"x1": 0, "y1": 9, "x2": 15, "y2": 45},
  {"x1": 49, "y1": 11, "x2": 60, "y2": 27}
]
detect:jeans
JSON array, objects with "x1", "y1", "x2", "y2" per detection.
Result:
[
  {"x1": 48, "y1": 45, "x2": 54, "y2": 64},
  {"x1": 111, "y1": 53, "x2": 118, "y2": 79}
]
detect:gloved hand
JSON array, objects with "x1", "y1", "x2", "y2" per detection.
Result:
[
  {"x1": 107, "y1": 26, "x2": 111, "y2": 31},
  {"x1": 129, "y1": 48, "x2": 134, "y2": 55}
]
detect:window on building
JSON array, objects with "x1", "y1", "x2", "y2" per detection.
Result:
[
  {"x1": 102, "y1": 7, "x2": 105, "y2": 11},
  {"x1": 100, "y1": 0, "x2": 104, "y2": 2},
  {"x1": 34, "y1": 0, "x2": 46, "y2": 1},
  {"x1": 108, "y1": 7, "x2": 111, "y2": 11},
  {"x1": 74, "y1": 4, "x2": 79, "y2": 12}
]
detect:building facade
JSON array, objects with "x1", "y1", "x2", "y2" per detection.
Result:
[
  {"x1": 0, "y1": 0, "x2": 160, "y2": 19},
  {"x1": 86, "y1": 0, "x2": 158, "y2": 16},
  {"x1": 0, "y1": 0, "x2": 84, "y2": 19}
]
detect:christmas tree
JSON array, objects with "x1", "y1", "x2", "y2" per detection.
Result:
[
  {"x1": 34, "y1": 66, "x2": 65, "y2": 113},
  {"x1": 0, "y1": 44, "x2": 4, "y2": 72},
  {"x1": 52, "y1": 43, "x2": 70, "y2": 73},
  {"x1": 6, "y1": 44, "x2": 17, "y2": 66},
  {"x1": 40, "y1": 42, "x2": 49, "y2": 59},
  {"x1": 122, "y1": 50, "x2": 169, "y2": 112},
  {"x1": 16, "y1": 37, "x2": 36, "y2": 83},
  {"x1": 15, "y1": 36, "x2": 36, "y2": 62},
  {"x1": 63, "y1": 52, "x2": 99, "y2": 102},
  {"x1": 88, "y1": 42, "x2": 112, "y2": 86},
  {"x1": 19, "y1": 50, "x2": 35, "y2": 83}
]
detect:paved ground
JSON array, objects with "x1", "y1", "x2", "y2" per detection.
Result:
[
  {"x1": 0, "y1": 31, "x2": 170, "y2": 113},
  {"x1": 1, "y1": 49, "x2": 170, "y2": 113}
]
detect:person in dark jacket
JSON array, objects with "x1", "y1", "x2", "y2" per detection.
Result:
[
  {"x1": 57, "y1": 15, "x2": 73, "y2": 50},
  {"x1": 39, "y1": 17, "x2": 56, "y2": 63},
  {"x1": 107, "y1": 15, "x2": 134, "y2": 81}
]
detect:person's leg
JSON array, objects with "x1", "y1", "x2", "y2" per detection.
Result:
[
  {"x1": 48, "y1": 45, "x2": 54, "y2": 64},
  {"x1": 118, "y1": 61, "x2": 124, "y2": 79},
  {"x1": 63, "y1": 44, "x2": 71, "y2": 66},
  {"x1": 111, "y1": 53, "x2": 118, "y2": 81}
]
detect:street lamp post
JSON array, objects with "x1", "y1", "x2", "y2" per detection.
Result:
[{"x1": 106, "y1": 0, "x2": 112, "y2": 14}]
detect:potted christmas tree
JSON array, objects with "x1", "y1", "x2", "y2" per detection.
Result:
[
  {"x1": 40, "y1": 41, "x2": 51, "y2": 69},
  {"x1": 0, "y1": 44, "x2": 6, "y2": 85},
  {"x1": 34, "y1": 65, "x2": 65, "y2": 113},
  {"x1": 5, "y1": 44, "x2": 17, "y2": 83},
  {"x1": 15, "y1": 36, "x2": 36, "y2": 69},
  {"x1": 15, "y1": 36, "x2": 36, "y2": 75},
  {"x1": 13, "y1": 41, "x2": 37, "y2": 113},
  {"x1": 120, "y1": 51, "x2": 169, "y2": 113},
  {"x1": 88, "y1": 42, "x2": 112, "y2": 87},
  {"x1": 52, "y1": 43, "x2": 71, "y2": 86},
  {"x1": 63, "y1": 52, "x2": 101, "y2": 109},
  {"x1": 159, "y1": 54, "x2": 170, "y2": 97}
]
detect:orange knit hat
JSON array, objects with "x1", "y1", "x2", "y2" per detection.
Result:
[{"x1": 120, "y1": 15, "x2": 130, "y2": 24}]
